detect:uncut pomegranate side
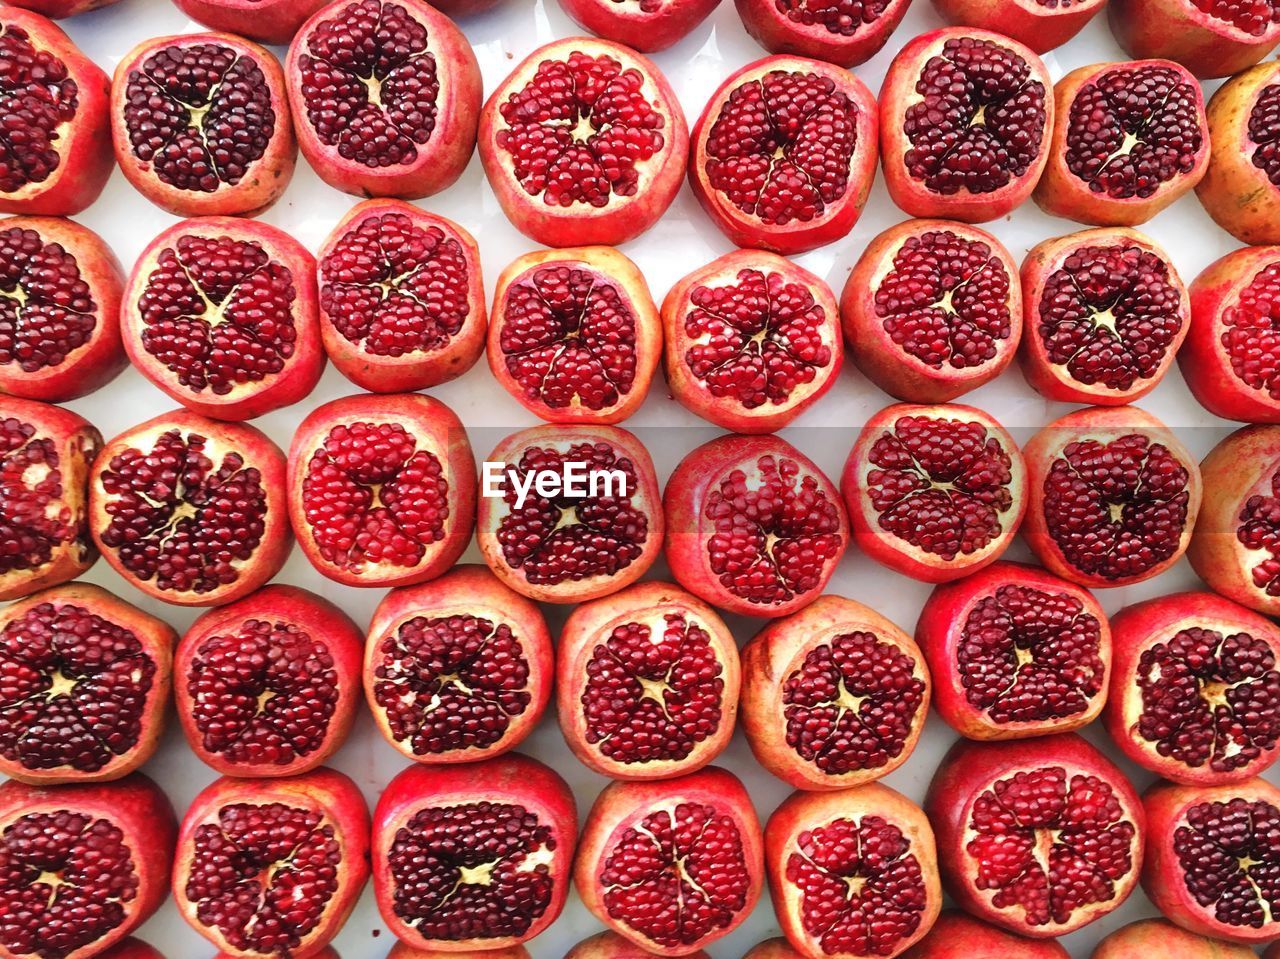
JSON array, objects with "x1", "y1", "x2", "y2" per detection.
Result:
[
  {"x1": 557, "y1": 0, "x2": 720, "y2": 51},
  {"x1": 735, "y1": 0, "x2": 910, "y2": 67},
  {"x1": 743, "y1": 940, "x2": 803, "y2": 959},
  {"x1": 95, "y1": 940, "x2": 165, "y2": 959},
  {"x1": 1091, "y1": 918, "x2": 1256, "y2": 959},
  {"x1": 172, "y1": 0, "x2": 328, "y2": 45},
  {"x1": 389, "y1": 945, "x2": 528, "y2": 959},
  {"x1": 1109, "y1": 0, "x2": 1280, "y2": 79},
  {"x1": 567, "y1": 932, "x2": 705, "y2": 959},
  {"x1": 929, "y1": 0, "x2": 1105, "y2": 52},
  {"x1": 3, "y1": 0, "x2": 119, "y2": 17},
  {"x1": 901, "y1": 910, "x2": 1069, "y2": 959}
]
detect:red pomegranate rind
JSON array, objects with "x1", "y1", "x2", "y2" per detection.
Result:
[
  {"x1": 689, "y1": 55, "x2": 878, "y2": 255},
  {"x1": 743, "y1": 940, "x2": 803, "y2": 959},
  {"x1": 741, "y1": 595, "x2": 929, "y2": 791},
  {"x1": 3, "y1": 0, "x2": 121, "y2": 18},
  {"x1": 372, "y1": 754, "x2": 578, "y2": 951},
  {"x1": 567, "y1": 931, "x2": 707, "y2": 959},
  {"x1": 0, "y1": 398, "x2": 100, "y2": 601},
  {"x1": 173, "y1": 768, "x2": 370, "y2": 959},
  {"x1": 95, "y1": 939, "x2": 166, "y2": 959},
  {"x1": 1022, "y1": 405, "x2": 1201, "y2": 588},
  {"x1": 175, "y1": 585, "x2": 363, "y2": 778},
  {"x1": 765, "y1": 782, "x2": 941, "y2": 959},
  {"x1": 662, "y1": 249, "x2": 843, "y2": 433},
  {"x1": 555, "y1": 0, "x2": 721, "y2": 52},
  {"x1": 317, "y1": 198, "x2": 486, "y2": 394},
  {"x1": 365, "y1": 564, "x2": 553, "y2": 764},
  {"x1": 900, "y1": 909, "x2": 1070, "y2": 959},
  {"x1": 841, "y1": 219, "x2": 1022, "y2": 403},
  {"x1": 171, "y1": 0, "x2": 328, "y2": 45},
  {"x1": 734, "y1": 0, "x2": 911, "y2": 67},
  {"x1": 575, "y1": 767, "x2": 764, "y2": 954},
  {"x1": 879, "y1": 29, "x2": 1052, "y2": 224},
  {"x1": 916, "y1": 562, "x2": 1111, "y2": 741},
  {"x1": 1019, "y1": 228, "x2": 1190, "y2": 405},
  {"x1": 0, "y1": 773, "x2": 176, "y2": 959},
  {"x1": 389, "y1": 943, "x2": 530, "y2": 959},
  {"x1": 0, "y1": 9, "x2": 112, "y2": 216},
  {"x1": 928, "y1": 0, "x2": 1106, "y2": 53},
  {"x1": 1034, "y1": 60, "x2": 1209, "y2": 226},
  {"x1": 88, "y1": 409, "x2": 290, "y2": 607},
  {"x1": 1198, "y1": 63, "x2": 1280, "y2": 244},
  {"x1": 122, "y1": 217, "x2": 323, "y2": 422},
  {"x1": 479, "y1": 38, "x2": 688, "y2": 247},
  {"x1": 1109, "y1": 0, "x2": 1280, "y2": 79},
  {"x1": 1093, "y1": 919, "x2": 1256, "y2": 959}
]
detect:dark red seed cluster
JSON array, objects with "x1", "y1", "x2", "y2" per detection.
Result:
[
  {"x1": 1238, "y1": 465, "x2": 1280, "y2": 595},
  {"x1": 0, "y1": 25, "x2": 77, "y2": 194},
  {"x1": 1221, "y1": 259, "x2": 1280, "y2": 400},
  {"x1": 1249, "y1": 82, "x2": 1280, "y2": 184},
  {"x1": 771, "y1": 0, "x2": 891, "y2": 36},
  {"x1": 1174, "y1": 797, "x2": 1280, "y2": 928},
  {"x1": 0, "y1": 227, "x2": 97, "y2": 375},
  {"x1": 1195, "y1": 0, "x2": 1280, "y2": 34},
  {"x1": 0, "y1": 416, "x2": 73, "y2": 577}
]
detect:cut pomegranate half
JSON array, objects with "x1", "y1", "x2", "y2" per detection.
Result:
[
  {"x1": 1198, "y1": 62, "x2": 1280, "y2": 244},
  {"x1": 735, "y1": 0, "x2": 911, "y2": 67},
  {"x1": 662, "y1": 248, "x2": 842, "y2": 433},
  {"x1": 842, "y1": 219, "x2": 1022, "y2": 403},
  {"x1": 929, "y1": 0, "x2": 1106, "y2": 53},
  {"x1": 902, "y1": 909, "x2": 1071, "y2": 959},
  {"x1": 1109, "y1": 0, "x2": 1280, "y2": 79},
  {"x1": 741, "y1": 595, "x2": 929, "y2": 791},
  {"x1": 365, "y1": 564, "x2": 553, "y2": 764},
  {"x1": 556, "y1": 0, "x2": 721, "y2": 51},
  {"x1": 171, "y1": 0, "x2": 328, "y2": 45},
  {"x1": 688, "y1": 55, "x2": 878, "y2": 254},
  {"x1": 3, "y1": 0, "x2": 121, "y2": 17},
  {"x1": 665, "y1": 432, "x2": 849, "y2": 618}
]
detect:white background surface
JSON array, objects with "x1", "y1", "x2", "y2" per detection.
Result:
[{"x1": 33, "y1": 0, "x2": 1280, "y2": 954}]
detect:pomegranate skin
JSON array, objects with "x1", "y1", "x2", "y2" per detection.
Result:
[
  {"x1": 389, "y1": 945, "x2": 528, "y2": 959},
  {"x1": 98, "y1": 940, "x2": 166, "y2": 959},
  {"x1": 171, "y1": 0, "x2": 329, "y2": 45},
  {"x1": 929, "y1": 0, "x2": 1105, "y2": 53},
  {"x1": 557, "y1": 0, "x2": 721, "y2": 51},
  {"x1": 567, "y1": 931, "x2": 705, "y2": 959},
  {"x1": 1093, "y1": 918, "x2": 1257, "y2": 959},
  {"x1": 743, "y1": 941, "x2": 804, "y2": 959},
  {"x1": 901, "y1": 910, "x2": 1069, "y2": 959},
  {"x1": 1109, "y1": 0, "x2": 1280, "y2": 79},
  {"x1": 4, "y1": 0, "x2": 120, "y2": 17},
  {"x1": 735, "y1": 0, "x2": 910, "y2": 67}
]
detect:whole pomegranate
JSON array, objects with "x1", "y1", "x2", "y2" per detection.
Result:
[
  {"x1": 901, "y1": 910, "x2": 1069, "y2": 959},
  {"x1": 841, "y1": 403, "x2": 1027, "y2": 583},
  {"x1": 743, "y1": 941, "x2": 803, "y2": 959},
  {"x1": 364, "y1": 564, "x2": 553, "y2": 764},
  {"x1": 665, "y1": 432, "x2": 848, "y2": 618},
  {"x1": 928, "y1": 0, "x2": 1105, "y2": 52},
  {"x1": 1091, "y1": 918, "x2": 1256, "y2": 959},
  {"x1": 1109, "y1": 0, "x2": 1280, "y2": 78},
  {"x1": 556, "y1": 0, "x2": 721, "y2": 51},
  {"x1": 841, "y1": 219, "x2": 1022, "y2": 403},
  {"x1": 171, "y1": 0, "x2": 329, "y2": 44},
  {"x1": 557, "y1": 580, "x2": 739, "y2": 780},
  {"x1": 96, "y1": 940, "x2": 165, "y2": 959},
  {"x1": 735, "y1": 0, "x2": 911, "y2": 66},
  {"x1": 568, "y1": 931, "x2": 704, "y2": 958},
  {"x1": 688, "y1": 55, "x2": 878, "y2": 254},
  {"x1": 389, "y1": 945, "x2": 528, "y2": 959},
  {"x1": 740, "y1": 595, "x2": 929, "y2": 791},
  {"x1": 575, "y1": 767, "x2": 764, "y2": 955}
]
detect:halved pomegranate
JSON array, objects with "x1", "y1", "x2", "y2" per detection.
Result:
[
  {"x1": 122, "y1": 217, "x2": 323, "y2": 422},
  {"x1": 661, "y1": 248, "x2": 842, "y2": 433},
  {"x1": 88, "y1": 409, "x2": 290, "y2": 607},
  {"x1": 688, "y1": 55, "x2": 878, "y2": 254},
  {"x1": 317, "y1": 198, "x2": 486, "y2": 394},
  {"x1": 879, "y1": 29, "x2": 1052, "y2": 223},
  {"x1": 373, "y1": 754, "x2": 577, "y2": 952},
  {"x1": 477, "y1": 424, "x2": 663, "y2": 603},
  {"x1": 390, "y1": 944, "x2": 528, "y2": 959},
  {"x1": 175, "y1": 585, "x2": 364, "y2": 778},
  {"x1": 3, "y1": 0, "x2": 121, "y2": 17},
  {"x1": 842, "y1": 219, "x2": 1021, "y2": 403},
  {"x1": 1142, "y1": 777, "x2": 1280, "y2": 944},
  {"x1": 1103, "y1": 590, "x2": 1280, "y2": 785},
  {"x1": 927, "y1": 734, "x2": 1144, "y2": 938},
  {"x1": 1092, "y1": 918, "x2": 1256, "y2": 959},
  {"x1": 557, "y1": 580, "x2": 739, "y2": 780},
  {"x1": 766, "y1": 782, "x2": 942, "y2": 958},
  {"x1": 1022, "y1": 405, "x2": 1201, "y2": 588},
  {"x1": 173, "y1": 768, "x2": 370, "y2": 959},
  {"x1": 0, "y1": 397, "x2": 100, "y2": 601},
  {"x1": 0, "y1": 773, "x2": 176, "y2": 959},
  {"x1": 556, "y1": 0, "x2": 721, "y2": 51},
  {"x1": 364, "y1": 564, "x2": 553, "y2": 764},
  {"x1": 479, "y1": 37, "x2": 688, "y2": 247},
  {"x1": 286, "y1": 0, "x2": 481, "y2": 198},
  {"x1": 842, "y1": 403, "x2": 1026, "y2": 584},
  {"x1": 575, "y1": 766, "x2": 764, "y2": 955},
  {"x1": 1198, "y1": 63, "x2": 1280, "y2": 244},
  {"x1": 915, "y1": 561, "x2": 1111, "y2": 741},
  {"x1": 171, "y1": 0, "x2": 328, "y2": 45},
  {"x1": 928, "y1": 0, "x2": 1106, "y2": 52},
  {"x1": 735, "y1": 0, "x2": 911, "y2": 67},
  {"x1": 665, "y1": 432, "x2": 848, "y2": 618},
  {"x1": 0, "y1": 216, "x2": 126, "y2": 402},
  {"x1": 1110, "y1": 0, "x2": 1280, "y2": 78},
  {"x1": 901, "y1": 910, "x2": 1070, "y2": 959},
  {"x1": 1034, "y1": 60, "x2": 1210, "y2": 226},
  {"x1": 1019, "y1": 228, "x2": 1190, "y2": 405},
  {"x1": 0, "y1": 9, "x2": 111, "y2": 216},
  {"x1": 741, "y1": 595, "x2": 929, "y2": 791}
]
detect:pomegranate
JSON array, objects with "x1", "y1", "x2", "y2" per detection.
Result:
[
  {"x1": 0, "y1": 9, "x2": 111, "y2": 216},
  {"x1": 171, "y1": 0, "x2": 328, "y2": 45},
  {"x1": 928, "y1": 0, "x2": 1105, "y2": 53},
  {"x1": 879, "y1": 29, "x2": 1051, "y2": 223},
  {"x1": 1142, "y1": 777, "x2": 1280, "y2": 944},
  {"x1": 743, "y1": 941, "x2": 803, "y2": 959},
  {"x1": 287, "y1": 392, "x2": 476, "y2": 588},
  {"x1": 661, "y1": 248, "x2": 842, "y2": 432},
  {"x1": 1197, "y1": 63, "x2": 1280, "y2": 244},
  {"x1": 372, "y1": 753, "x2": 577, "y2": 952},
  {"x1": 1091, "y1": 918, "x2": 1257, "y2": 959},
  {"x1": 286, "y1": 0, "x2": 481, "y2": 199},
  {"x1": 0, "y1": 397, "x2": 99, "y2": 601},
  {"x1": 364, "y1": 564, "x2": 552, "y2": 764},
  {"x1": 557, "y1": 580, "x2": 738, "y2": 780},
  {"x1": 1019, "y1": 228, "x2": 1190, "y2": 405},
  {"x1": 734, "y1": 0, "x2": 911, "y2": 67},
  {"x1": 841, "y1": 219, "x2": 1021, "y2": 403},
  {"x1": 0, "y1": 216, "x2": 126, "y2": 402},
  {"x1": 568, "y1": 932, "x2": 704, "y2": 959},
  {"x1": 88, "y1": 409, "x2": 290, "y2": 607},
  {"x1": 97, "y1": 940, "x2": 165, "y2": 959},
  {"x1": 174, "y1": 585, "x2": 364, "y2": 778},
  {"x1": 1034, "y1": 60, "x2": 1210, "y2": 226},
  {"x1": 316, "y1": 198, "x2": 486, "y2": 394},
  {"x1": 1103, "y1": 590, "x2": 1280, "y2": 785},
  {"x1": 926, "y1": 734, "x2": 1144, "y2": 937},
  {"x1": 479, "y1": 37, "x2": 687, "y2": 247},
  {"x1": 1022, "y1": 405, "x2": 1201, "y2": 588},
  {"x1": 390, "y1": 945, "x2": 528, "y2": 959},
  {"x1": 0, "y1": 773, "x2": 176, "y2": 959},
  {"x1": 555, "y1": 0, "x2": 721, "y2": 51},
  {"x1": 477, "y1": 424, "x2": 662, "y2": 603},
  {"x1": 915, "y1": 561, "x2": 1111, "y2": 741},
  {"x1": 575, "y1": 766, "x2": 764, "y2": 954},
  {"x1": 3, "y1": 0, "x2": 120, "y2": 17},
  {"x1": 487, "y1": 246, "x2": 660, "y2": 424},
  {"x1": 688, "y1": 55, "x2": 878, "y2": 255},
  {"x1": 766, "y1": 782, "x2": 942, "y2": 958},
  {"x1": 841, "y1": 403, "x2": 1026, "y2": 584},
  {"x1": 1110, "y1": 0, "x2": 1280, "y2": 78},
  {"x1": 901, "y1": 910, "x2": 1069, "y2": 959},
  {"x1": 740, "y1": 595, "x2": 929, "y2": 791},
  {"x1": 665, "y1": 432, "x2": 848, "y2": 618},
  {"x1": 173, "y1": 768, "x2": 370, "y2": 959}
]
